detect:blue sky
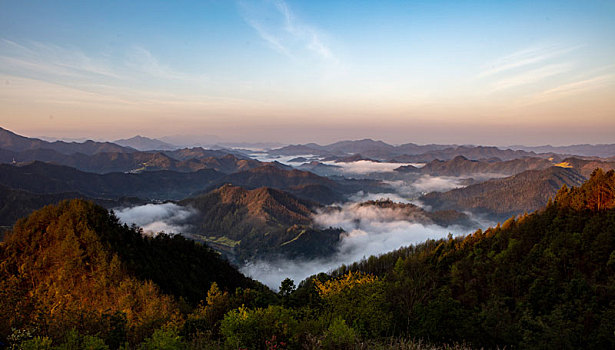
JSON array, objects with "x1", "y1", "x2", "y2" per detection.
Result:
[{"x1": 0, "y1": 0, "x2": 614, "y2": 145}]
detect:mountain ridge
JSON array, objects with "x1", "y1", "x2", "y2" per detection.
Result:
[
  {"x1": 0, "y1": 127, "x2": 135, "y2": 155},
  {"x1": 180, "y1": 184, "x2": 342, "y2": 260},
  {"x1": 113, "y1": 135, "x2": 178, "y2": 151},
  {"x1": 420, "y1": 166, "x2": 587, "y2": 220}
]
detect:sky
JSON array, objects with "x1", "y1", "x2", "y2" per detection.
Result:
[{"x1": 0, "y1": 0, "x2": 614, "y2": 146}]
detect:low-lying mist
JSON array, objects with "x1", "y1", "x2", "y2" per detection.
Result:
[
  {"x1": 241, "y1": 201, "x2": 480, "y2": 290},
  {"x1": 350, "y1": 174, "x2": 470, "y2": 204},
  {"x1": 114, "y1": 203, "x2": 195, "y2": 235},
  {"x1": 321, "y1": 160, "x2": 422, "y2": 175},
  {"x1": 111, "y1": 168, "x2": 491, "y2": 290}
]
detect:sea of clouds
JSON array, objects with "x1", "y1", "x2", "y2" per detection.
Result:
[
  {"x1": 241, "y1": 201, "x2": 476, "y2": 289},
  {"x1": 113, "y1": 158, "x2": 494, "y2": 290}
]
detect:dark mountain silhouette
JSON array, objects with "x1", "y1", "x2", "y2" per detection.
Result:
[
  {"x1": 0, "y1": 184, "x2": 142, "y2": 227},
  {"x1": 394, "y1": 142, "x2": 452, "y2": 155},
  {"x1": 289, "y1": 183, "x2": 345, "y2": 204},
  {"x1": 391, "y1": 146, "x2": 543, "y2": 162},
  {"x1": 395, "y1": 156, "x2": 614, "y2": 180},
  {"x1": 325, "y1": 139, "x2": 395, "y2": 156},
  {"x1": 0, "y1": 128, "x2": 266, "y2": 174},
  {"x1": 509, "y1": 143, "x2": 615, "y2": 158},
  {"x1": 204, "y1": 165, "x2": 345, "y2": 203},
  {"x1": 332, "y1": 153, "x2": 379, "y2": 163},
  {"x1": 0, "y1": 147, "x2": 265, "y2": 174},
  {"x1": 269, "y1": 139, "x2": 546, "y2": 162},
  {"x1": 204, "y1": 164, "x2": 387, "y2": 204},
  {"x1": 192, "y1": 154, "x2": 268, "y2": 173},
  {"x1": 268, "y1": 143, "x2": 332, "y2": 157},
  {"x1": 213, "y1": 164, "x2": 338, "y2": 189},
  {"x1": 396, "y1": 156, "x2": 554, "y2": 176},
  {"x1": 0, "y1": 127, "x2": 134, "y2": 155},
  {"x1": 113, "y1": 135, "x2": 177, "y2": 151},
  {"x1": 271, "y1": 139, "x2": 402, "y2": 159},
  {"x1": 181, "y1": 185, "x2": 342, "y2": 260},
  {"x1": 163, "y1": 146, "x2": 251, "y2": 161},
  {"x1": 420, "y1": 166, "x2": 586, "y2": 220},
  {"x1": 295, "y1": 161, "x2": 342, "y2": 176},
  {"x1": 0, "y1": 162, "x2": 224, "y2": 200}
]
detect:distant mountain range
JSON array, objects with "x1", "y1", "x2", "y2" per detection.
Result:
[
  {"x1": 0, "y1": 127, "x2": 134, "y2": 154},
  {"x1": 269, "y1": 140, "x2": 546, "y2": 161},
  {"x1": 0, "y1": 128, "x2": 262, "y2": 174},
  {"x1": 0, "y1": 147, "x2": 255, "y2": 174},
  {"x1": 113, "y1": 135, "x2": 178, "y2": 151},
  {"x1": 396, "y1": 155, "x2": 553, "y2": 176},
  {"x1": 200, "y1": 164, "x2": 388, "y2": 204},
  {"x1": 0, "y1": 161, "x2": 224, "y2": 200},
  {"x1": 2, "y1": 126, "x2": 614, "y2": 237},
  {"x1": 396, "y1": 155, "x2": 615, "y2": 179},
  {"x1": 269, "y1": 139, "x2": 451, "y2": 159},
  {"x1": 269, "y1": 139, "x2": 615, "y2": 160},
  {"x1": 0, "y1": 160, "x2": 384, "y2": 228},
  {"x1": 509, "y1": 143, "x2": 615, "y2": 158}
]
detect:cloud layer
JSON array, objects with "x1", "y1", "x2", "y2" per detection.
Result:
[
  {"x1": 114, "y1": 203, "x2": 195, "y2": 235},
  {"x1": 242, "y1": 201, "x2": 476, "y2": 290}
]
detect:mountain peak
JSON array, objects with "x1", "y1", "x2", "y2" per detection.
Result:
[{"x1": 113, "y1": 135, "x2": 176, "y2": 151}]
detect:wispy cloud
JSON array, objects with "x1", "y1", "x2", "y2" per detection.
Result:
[
  {"x1": 492, "y1": 63, "x2": 572, "y2": 91},
  {"x1": 125, "y1": 46, "x2": 208, "y2": 82},
  {"x1": 0, "y1": 41, "x2": 269, "y2": 120},
  {"x1": 0, "y1": 38, "x2": 122, "y2": 80},
  {"x1": 245, "y1": 19, "x2": 292, "y2": 57},
  {"x1": 239, "y1": 0, "x2": 338, "y2": 64},
  {"x1": 0, "y1": 38, "x2": 207, "y2": 87},
  {"x1": 542, "y1": 74, "x2": 614, "y2": 96},
  {"x1": 0, "y1": 38, "x2": 220, "y2": 109},
  {"x1": 478, "y1": 45, "x2": 580, "y2": 78},
  {"x1": 528, "y1": 73, "x2": 615, "y2": 104}
]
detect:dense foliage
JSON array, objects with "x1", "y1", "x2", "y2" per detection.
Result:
[
  {"x1": 1, "y1": 169, "x2": 613, "y2": 349},
  {"x1": 0, "y1": 200, "x2": 270, "y2": 347},
  {"x1": 329, "y1": 168, "x2": 615, "y2": 348}
]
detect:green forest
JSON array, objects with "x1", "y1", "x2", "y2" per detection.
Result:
[{"x1": 1, "y1": 169, "x2": 614, "y2": 349}]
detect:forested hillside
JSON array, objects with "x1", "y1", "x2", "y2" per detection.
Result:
[
  {"x1": 0, "y1": 200, "x2": 272, "y2": 347},
  {"x1": 325, "y1": 168, "x2": 615, "y2": 348},
  {"x1": 1, "y1": 169, "x2": 613, "y2": 349}
]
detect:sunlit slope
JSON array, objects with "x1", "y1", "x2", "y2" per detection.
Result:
[{"x1": 0, "y1": 199, "x2": 263, "y2": 343}]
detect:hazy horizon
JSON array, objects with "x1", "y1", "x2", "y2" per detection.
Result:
[
  {"x1": 3, "y1": 125, "x2": 615, "y2": 149},
  {"x1": 1, "y1": 1, "x2": 614, "y2": 145}
]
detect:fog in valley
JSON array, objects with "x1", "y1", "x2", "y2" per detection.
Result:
[
  {"x1": 115, "y1": 203, "x2": 196, "y2": 235},
  {"x1": 114, "y1": 159, "x2": 495, "y2": 289},
  {"x1": 243, "y1": 203, "x2": 477, "y2": 290}
]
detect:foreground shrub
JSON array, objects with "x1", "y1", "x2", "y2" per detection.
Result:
[{"x1": 220, "y1": 305, "x2": 297, "y2": 349}]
